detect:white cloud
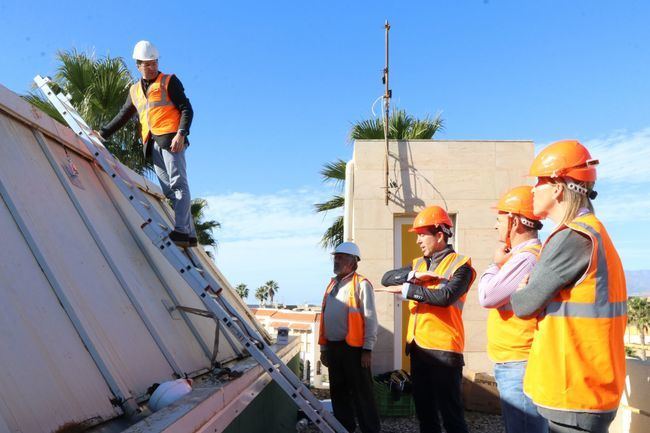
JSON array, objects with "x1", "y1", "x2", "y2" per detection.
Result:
[
  {"x1": 582, "y1": 129, "x2": 650, "y2": 184},
  {"x1": 535, "y1": 128, "x2": 650, "y2": 184},
  {"x1": 594, "y1": 187, "x2": 650, "y2": 223},
  {"x1": 200, "y1": 188, "x2": 340, "y2": 304},
  {"x1": 202, "y1": 189, "x2": 336, "y2": 241}
]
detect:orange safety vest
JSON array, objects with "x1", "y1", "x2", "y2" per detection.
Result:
[
  {"x1": 486, "y1": 243, "x2": 541, "y2": 363},
  {"x1": 318, "y1": 273, "x2": 367, "y2": 347},
  {"x1": 129, "y1": 73, "x2": 181, "y2": 143},
  {"x1": 406, "y1": 253, "x2": 476, "y2": 353},
  {"x1": 523, "y1": 213, "x2": 627, "y2": 412}
]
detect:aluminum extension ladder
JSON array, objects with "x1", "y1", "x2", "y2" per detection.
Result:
[{"x1": 34, "y1": 75, "x2": 346, "y2": 433}]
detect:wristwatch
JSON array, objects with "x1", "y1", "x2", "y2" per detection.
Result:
[{"x1": 178, "y1": 129, "x2": 188, "y2": 137}]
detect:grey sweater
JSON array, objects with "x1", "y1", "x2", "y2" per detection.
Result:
[
  {"x1": 320, "y1": 272, "x2": 378, "y2": 351},
  {"x1": 510, "y1": 225, "x2": 617, "y2": 427},
  {"x1": 510, "y1": 229, "x2": 591, "y2": 318}
]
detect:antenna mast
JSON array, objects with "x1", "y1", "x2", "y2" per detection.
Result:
[{"x1": 382, "y1": 21, "x2": 391, "y2": 206}]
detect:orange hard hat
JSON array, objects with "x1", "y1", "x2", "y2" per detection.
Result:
[
  {"x1": 529, "y1": 140, "x2": 599, "y2": 182},
  {"x1": 495, "y1": 186, "x2": 541, "y2": 221},
  {"x1": 409, "y1": 205, "x2": 453, "y2": 233}
]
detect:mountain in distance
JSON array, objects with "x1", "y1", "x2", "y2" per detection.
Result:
[{"x1": 626, "y1": 270, "x2": 650, "y2": 297}]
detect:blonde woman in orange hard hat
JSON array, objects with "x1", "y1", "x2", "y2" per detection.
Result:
[{"x1": 510, "y1": 140, "x2": 627, "y2": 433}]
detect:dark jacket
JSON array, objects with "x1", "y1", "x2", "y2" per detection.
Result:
[
  {"x1": 100, "y1": 72, "x2": 193, "y2": 158},
  {"x1": 382, "y1": 245, "x2": 474, "y2": 367}
]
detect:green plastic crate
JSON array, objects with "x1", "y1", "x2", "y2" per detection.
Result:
[{"x1": 373, "y1": 378, "x2": 416, "y2": 417}]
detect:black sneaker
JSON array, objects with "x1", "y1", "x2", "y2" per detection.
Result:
[
  {"x1": 189, "y1": 236, "x2": 198, "y2": 247},
  {"x1": 169, "y1": 230, "x2": 190, "y2": 248}
]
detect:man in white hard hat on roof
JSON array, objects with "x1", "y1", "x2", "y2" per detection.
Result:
[
  {"x1": 318, "y1": 242, "x2": 380, "y2": 433},
  {"x1": 96, "y1": 40, "x2": 196, "y2": 248}
]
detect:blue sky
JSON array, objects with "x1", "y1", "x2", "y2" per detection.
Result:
[{"x1": 1, "y1": 1, "x2": 649, "y2": 303}]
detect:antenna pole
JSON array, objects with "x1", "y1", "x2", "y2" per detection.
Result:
[{"x1": 383, "y1": 21, "x2": 391, "y2": 206}]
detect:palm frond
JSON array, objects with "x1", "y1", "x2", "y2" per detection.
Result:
[
  {"x1": 320, "y1": 159, "x2": 347, "y2": 186},
  {"x1": 56, "y1": 49, "x2": 96, "y2": 102},
  {"x1": 314, "y1": 195, "x2": 344, "y2": 213},
  {"x1": 22, "y1": 93, "x2": 65, "y2": 124},
  {"x1": 389, "y1": 109, "x2": 413, "y2": 139},
  {"x1": 349, "y1": 118, "x2": 384, "y2": 140},
  {"x1": 320, "y1": 216, "x2": 344, "y2": 249},
  {"x1": 235, "y1": 283, "x2": 249, "y2": 299},
  {"x1": 408, "y1": 114, "x2": 444, "y2": 139},
  {"x1": 191, "y1": 198, "x2": 209, "y2": 221},
  {"x1": 91, "y1": 57, "x2": 132, "y2": 115},
  {"x1": 190, "y1": 198, "x2": 220, "y2": 247}
]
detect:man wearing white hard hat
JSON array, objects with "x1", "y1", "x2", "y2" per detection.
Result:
[
  {"x1": 97, "y1": 40, "x2": 196, "y2": 248},
  {"x1": 318, "y1": 242, "x2": 380, "y2": 433}
]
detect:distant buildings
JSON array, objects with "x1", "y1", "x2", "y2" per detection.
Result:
[{"x1": 252, "y1": 306, "x2": 327, "y2": 387}]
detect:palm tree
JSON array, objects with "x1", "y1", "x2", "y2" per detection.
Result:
[
  {"x1": 349, "y1": 108, "x2": 444, "y2": 140},
  {"x1": 314, "y1": 159, "x2": 346, "y2": 249},
  {"x1": 255, "y1": 286, "x2": 268, "y2": 307},
  {"x1": 191, "y1": 198, "x2": 220, "y2": 248},
  {"x1": 265, "y1": 280, "x2": 279, "y2": 305},
  {"x1": 315, "y1": 108, "x2": 444, "y2": 248},
  {"x1": 235, "y1": 283, "x2": 249, "y2": 300},
  {"x1": 628, "y1": 297, "x2": 650, "y2": 360},
  {"x1": 24, "y1": 49, "x2": 151, "y2": 174}
]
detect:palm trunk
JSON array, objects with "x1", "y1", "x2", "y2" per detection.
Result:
[{"x1": 641, "y1": 328, "x2": 647, "y2": 361}]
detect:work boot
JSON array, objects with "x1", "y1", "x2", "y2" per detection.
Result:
[
  {"x1": 169, "y1": 230, "x2": 190, "y2": 248},
  {"x1": 189, "y1": 236, "x2": 198, "y2": 247}
]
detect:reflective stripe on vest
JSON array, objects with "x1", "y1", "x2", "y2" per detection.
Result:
[
  {"x1": 318, "y1": 273, "x2": 366, "y2": 347},
  {"x1": 406, "y1": 253, "x2": 476, "y2": 353},
  {"x1": 129, "y1": 73, "x2": 181, "y2": 143},
  {"x1": 486, "y1": 243, "x2": 541, "y2": 363},
  {"x1": 544, "y1": 222, "x2": 626, "y2": 319},
  {"x1": 523, "y1": 214, "x2": 627, "y2": 412}
]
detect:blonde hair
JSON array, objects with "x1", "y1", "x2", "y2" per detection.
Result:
[{"x1": 555, "y1": 179, "x2": 595, "y2": 226}]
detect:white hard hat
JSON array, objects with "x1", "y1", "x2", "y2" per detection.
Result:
[
  {"x1": 148, "y1": 379, "x2": 192, "y2": 412},
  {"x1": 132, "y1": 40, "x2": 159, "y2": 61},
  {"x1": 332, "y1": 242, "x2": 361, "y2": 261}
]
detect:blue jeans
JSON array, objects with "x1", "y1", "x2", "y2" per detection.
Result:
[
  {"x1": 151, "y1": 140, "x2": 195, "y2": 236},
  {"x1": 494, "y1": 361, "x2": 547, "y2": 433}
]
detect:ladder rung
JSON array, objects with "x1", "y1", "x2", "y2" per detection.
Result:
[{"x1": 120, "y1": 178, "x2": 133, "y2": 189}]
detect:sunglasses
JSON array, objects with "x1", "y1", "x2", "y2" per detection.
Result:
[
  {"x1": 534, "y1": 177, "x2": 555, "y2": 188},
  {"x1": 136, "y1": 60, "x2": 158, "y2": 67}
]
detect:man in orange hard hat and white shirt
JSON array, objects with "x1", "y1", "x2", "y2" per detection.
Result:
[
  {"x1": 319, "y1": 242, "x2": 380, "y2": 433},
  {"x1": 478, "y1": 186, "x2": 547, "y2": 433},
  {"x1": 97, "y1": 40, "x2": 196, "y2": 248},
  {"x1": 511, "y1": 140, "x2": 626, "y2": 433},
  {"x1": 381, "y1": 206, "x2": 476, "y2": 433}
]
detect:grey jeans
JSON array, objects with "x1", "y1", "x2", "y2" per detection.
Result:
[{"x1": 151, "y1": 140, "x2": 195, "y2": 236}]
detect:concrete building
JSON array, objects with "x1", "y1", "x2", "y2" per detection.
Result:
[{"x1": 346, "y1": 139, "x2": 535, "y2": 375}]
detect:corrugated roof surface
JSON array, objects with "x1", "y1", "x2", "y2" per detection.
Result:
[{"x1": 0, "y1": 83, "x2": 269, "y2": 433}]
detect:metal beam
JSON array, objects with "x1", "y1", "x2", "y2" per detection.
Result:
[{"x1": 0, "y1": 165, "x2": 136, "y2": 415}]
